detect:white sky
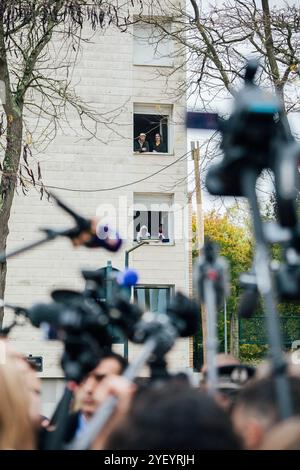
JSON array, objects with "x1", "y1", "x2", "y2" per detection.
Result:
[{"x1": 186, "y1": 0, "x2": 300, "y2": 214}]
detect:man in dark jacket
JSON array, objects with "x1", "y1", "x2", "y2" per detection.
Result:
[
  {"x1": 64, "y1": 351, "x2": 127, "y2": 443},
  {"x1": 134, "y1": 133, "x2": 149, "y2": 152}
]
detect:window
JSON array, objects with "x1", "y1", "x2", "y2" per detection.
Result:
[
  {"x1": 134, "y1": 104, "x2": 172, "y2": 154},
  {"x1": 133, "y1": 193, "x2": 174, "y2": 243},
  {"x1": 134, "y1": 210, "x2": 169, "y2": 241},
  {"x1": 133, "y1": 23, "x2": 174, "y2": 67},
  {"x1": 134, "y1": 286, "x2": 173, "y2": 314}
]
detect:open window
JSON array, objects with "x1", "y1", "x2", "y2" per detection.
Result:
[
  {"x1": 133, "y1": 104, "x2": 172, "y2": 153},
  {"x1": 133, "y1": 193, "x2": 174, "y2": 243}
]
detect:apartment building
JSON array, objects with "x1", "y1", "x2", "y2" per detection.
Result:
[{"x1": 3, "y1": 13, "x2": 192, "y2": 416}]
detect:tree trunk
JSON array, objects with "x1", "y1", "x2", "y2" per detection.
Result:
[
  {"x1": 0, "y1": 112, "x2": 23, "y2": 326},
  {"x1": 230, "y1": 311, "x2": 239, "y2": 358}
]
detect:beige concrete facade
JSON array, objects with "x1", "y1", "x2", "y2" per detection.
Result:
[{"x1": 3, "y1": 20, "x2": 191, "y2": 413}]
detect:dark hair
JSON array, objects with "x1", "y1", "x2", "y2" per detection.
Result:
[
  {"x1": 105, "y1": 383, "x2": 241, "y2": 450},
  {"x1": 235, "y1": 376, "x2": 300, "y2": 424},
  {"x1": 100, "y1": 351, "x2": 128, "y2": 374}
]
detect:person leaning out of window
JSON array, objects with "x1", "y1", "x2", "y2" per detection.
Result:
[
  {"x1": 134, "y1": 133, "x2": 150, "y2": 153},
  {"x1": 137, "y1": 225, "x2": 150, "y2": 243},
  {"x1": 152, "y1": 133, "x2": 166, "y2": 153}
]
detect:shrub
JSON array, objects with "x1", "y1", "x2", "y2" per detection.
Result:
[{"x1": 239, "y1": 343, "x2": 268, "y2": 363}]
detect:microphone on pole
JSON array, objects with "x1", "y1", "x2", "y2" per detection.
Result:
[
  {"x1": 49, "y1": 192, "x2": 122, "y2": 252},
  {"x1": 0, "y1": 193, "x2": 122, "y2": 264}
]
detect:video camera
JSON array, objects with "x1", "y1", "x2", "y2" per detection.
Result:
[
  {"x1": 4, "y1": 267, "x2": 199, "y2": 382},
  {"x1": 189, "y1": 60, "x2": 300, "y2": 304}
]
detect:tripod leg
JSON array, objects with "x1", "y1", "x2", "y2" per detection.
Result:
[
  {"x1": 204, "y1": 278, "x2": 218, "y2": 394},
  {"x1": 243, "y1": 170, "x2": 292, "y2": 420}
]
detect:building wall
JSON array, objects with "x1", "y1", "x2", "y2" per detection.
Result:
[{"x1": 3, "y1": 22, "x2": 191, "y2": 411}]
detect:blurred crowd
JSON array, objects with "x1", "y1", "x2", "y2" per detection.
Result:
[{"x1": 1, "y1": 338, "x2": 300, "y2": 450}]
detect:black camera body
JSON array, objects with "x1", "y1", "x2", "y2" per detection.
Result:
[
  {"x1": 206, "y1": 61, "x2": 297, "y2": 201},
  {"x1": 22, "y1": 268, "x2": 199, "y2": 382}
]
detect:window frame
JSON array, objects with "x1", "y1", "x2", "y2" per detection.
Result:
[
  {"x1": 133, "y1": 209, "x2": 171, "y2": 243},
  {"x1": 133, "y1": 193, "x2": 174, "y2": 245},
  {"x1": 133, "y1": 284, "x2": 175, "y2": 314},
  {"x1": 133, "y1": 103, "x2": 174, "y2": 155}
]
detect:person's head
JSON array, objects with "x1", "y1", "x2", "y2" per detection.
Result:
[
  {"x1": 140, "y1": 225, "x2": 148, "y2": 237},
  {"x1": 139, "y1": 133, "x2": 146, "y2": 143},
  {"x1": 259, "y1": 417, "x2": 300, "y2": 450},
  {"x1": 232, "y1": 376, "x2": 300, "y2": 449},
  {"x1": 105, "y1": 382, "x2": 241, "y2": 450},
  {"x1": 0, "y1": 357, "x2": 35, "y2": 449},
  {"x1": 76, "y1": 352, "x2": 127, "y2": 420},
  {"x1": 155, "y1": 133, "x2": 161, "y2": 142}
]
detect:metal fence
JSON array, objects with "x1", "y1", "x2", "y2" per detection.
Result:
[{"x1": 239, "y1": 316, "x2": 300, "y2": 349}]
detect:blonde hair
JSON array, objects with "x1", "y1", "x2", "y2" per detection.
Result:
[{"x1": 0, "y1": 357, "x2": 35, "y2": 449}]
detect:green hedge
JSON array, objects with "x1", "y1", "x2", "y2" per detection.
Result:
[{"x1": 239, "y1": 343, "x2": 268, "y2": 363}]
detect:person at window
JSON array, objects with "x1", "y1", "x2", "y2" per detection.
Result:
[
  {"x1": 137, "y1": 225, "x2": 150, "y2": 242},
  {"x1": 152, "y1": 133, "x2": 166, "y2": 153},
  {"x1": 158, "y1": 224, "x2": 165, "y2": 241},
  {"x1": 134, "y1": 133, "x2": 149, "y2": 153}
]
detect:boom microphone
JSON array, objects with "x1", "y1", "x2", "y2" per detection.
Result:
[
  {"x1": 50, "y1": 192, "x2": 122, "y2": 252},
  {"x1": 24, "y1": 303, "x2": 68, "y2": 328},
  {"x1": 85, "y1": 224, "x2": 122, "y2": 252}
]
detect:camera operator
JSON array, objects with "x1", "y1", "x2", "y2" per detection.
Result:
[{"x1": 64, "y1": 351, "x2": 128, "y2": 444}]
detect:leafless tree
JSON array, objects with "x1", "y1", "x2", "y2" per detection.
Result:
[
  {"x1": 138, "y1": 1, "x2": 300, "y2": 112},
  {"x1": 0, "y1": 0, "x2": 141, "y2": 325},
  {"x1": 136, "y1": 0, "x2": 300, "y2": 184}
]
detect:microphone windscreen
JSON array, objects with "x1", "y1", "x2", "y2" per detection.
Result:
[
  {"x1": 118, "y1": 269, "x2": 139, "y2": 288},
  {"x1": 51, "y1": 290, "x2": 82, "y2": 304},
  {"x1": 27, "y1": 303, "x2": 62, "y2": 328},
  {"x1": 85, "y1": 225, "x2": 122, "y2": 252},
  {"x1": 238, "y1": 288, "x2": 259, "y2": 319},
  {"x1": 168, "y1": 293, "x2": 200, "y2": 337}
]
